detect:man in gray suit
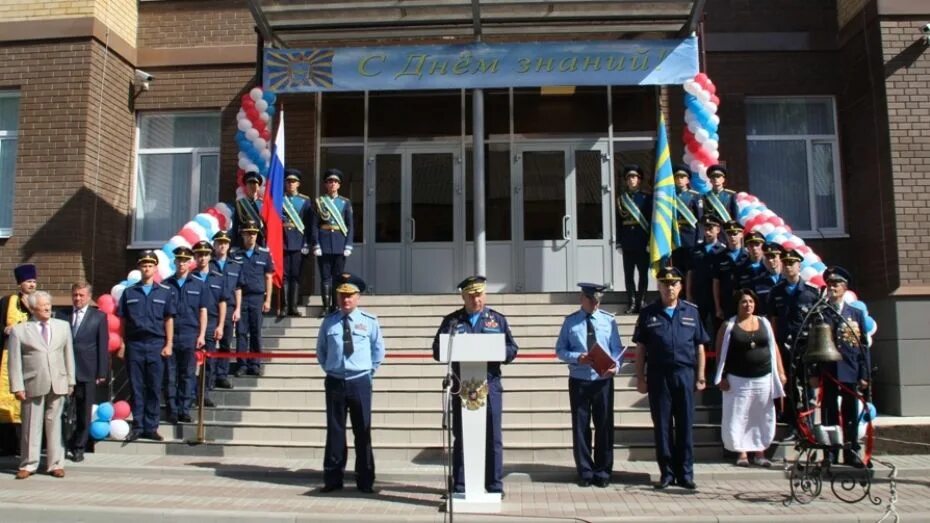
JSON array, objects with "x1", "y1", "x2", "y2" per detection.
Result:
[{"x1": 7, "y1": 291, "x2": 75, "y2": 479}]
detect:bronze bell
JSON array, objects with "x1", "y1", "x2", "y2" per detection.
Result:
[{"x1": 804, "y1": 320, "x2": 843, "y2": 363}]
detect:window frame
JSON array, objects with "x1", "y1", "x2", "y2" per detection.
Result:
[
  {"x1": 0, "y1": 91, "x2": 20, "y2": 238},
  {"x1": 130, "y1": 111, "x2": 221, "y2": 248},
  {"x1": 745, "y1": 96, "x2": 846, "y2": 239}
]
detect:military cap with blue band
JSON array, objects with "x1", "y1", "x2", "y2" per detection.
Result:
[
  {"x1": 457, "y1": 275, "x2": 487, "y2": 295},
  {"x1": 335, "y1": 272, "x2": 366, "y2": 294}
]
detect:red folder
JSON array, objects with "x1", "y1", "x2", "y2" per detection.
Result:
[{"x1": 588, "y1": 342, "x2": 617, "y2": 376}]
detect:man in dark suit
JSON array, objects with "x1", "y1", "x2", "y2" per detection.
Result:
[{"x1": 60, "y1": 281, "x2": 109, "y2": 462}]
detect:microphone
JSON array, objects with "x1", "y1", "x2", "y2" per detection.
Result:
[{"x1": 442, "y1": 318, "x2": 459, "y2": 390}]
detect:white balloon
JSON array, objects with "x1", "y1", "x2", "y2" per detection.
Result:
[
  {"x1": 705, "y1": 139, "x2": 719, "y2": 151},
  {"x1": 687, "y1": 121, "x2": 700, "y2": 135},
  {"x1": 682, "y1": 151, "x2": 694, "y2": 165},
  {"x1": 168, "y1": 235, "x2": 190, "y2": 249},
  {"x1": 157, "y1": 262, "x2": 172, "y2": 280},
  {"x1": 260, "y1": 149, "x2": 272, "y2": 161},
  {"x1": 689, "y1": 160, "x2": 705, "y2": 174},
  {"x1": 127, "y1": 270, "x2": 142, "y2": 283},
  {"x1": 844, "y1": 290, "x2": 858, "y2": 304},
  {"x1": 256, "y1": 100, "x2": 269, "y2": 112},
  {"x1": 757, "y1": 223, "x2": 775, "y2": 236},
  {"x1": 184, "y1": 222, "x2": 207, "y2": 242},
  {"x1": 695, "y1": 129, "x2": 710, "y2": 143},
  {"x1": 684, "y1": 111, "x2": 697, "y2": 125},
  {"x1": 110, "y1": 284, "x2": 126, "y2": 303},
  {"x1": 706, "y1": 102, "x2": 719, "y2": 113},
  {"x1": 683, "y1": 80, "x2": 700, "y2": 95},
  {"x1": 246, "y1": 163, "x2": 259, "y2": 174},
  {"x1": 109, "y1": 419, "x2": 131, "y2": 440},
  {"x1": 238, "y1": 151, "x2": 248, "y2": 162},
  {"x1": 238, "y1": 158, "x2": 251, "y2": 170},
  {"x1": 800, "y1": 266, "x2": 818, "y2": 281},
  {"x1": 711, "y1": 114, "x2": 721, "y2": 126},
  {"x1": 237, "y1": 118, "x2": 252, "y2": 131},
  {"x1": 707, "y1": 149, "x2": 720, "y2": 161},
  {"x1": 237, "y1": 109, "x2": 245, "y2": 121},
  {"x1": 697, "y1": 89, "x2": 711, "y2": 103},
  {"x1": 260, "y1": 112, "x2": 271, "y2": 122},
  {"x1": 250, "y1": 87, "x2": 263, "y2": 101},
  {"x1": 254, "y1": 138, "x2": 267, "y2": 151},
  {"x1": 245, "y1": 128, "x2": 259, "y2": 141}
]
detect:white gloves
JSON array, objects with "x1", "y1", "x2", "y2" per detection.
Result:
[
  {"x1": 300, "y1": 246, "x2": 310, "y2": 256},
  {"x1": 343, "y1": 249, "x2": 352, "y2": 257},
  {"x1": 313, "y1": 248, "x2": 322, "y2": 257}
]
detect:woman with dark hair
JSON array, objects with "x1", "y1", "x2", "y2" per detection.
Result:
[{"x1": 713, "y1": 289, "x2": 786, "y2": 467}]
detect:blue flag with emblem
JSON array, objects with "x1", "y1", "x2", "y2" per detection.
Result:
[{"x1": 649, "y1": 114, "x2": 680, "y2": 273}]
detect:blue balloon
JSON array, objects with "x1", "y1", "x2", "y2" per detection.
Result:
[
  {"x1": 859, "y1": 402, "x2": 878, "y2": 423},
  {"x1": 96, "y1": 401, "x2": 114, "y2": 422},
  {"x1": 849, "y1": 300, "x2": 868, "y2": 313},
  {"x1": 812, "y1": 261, "x2": 827, "y2": 272},
  {"x1": 90, "y1": 420, "x2": 111, "y2": 440},
  {"x1": 262, "y1": 91, "x2": 276, "y2": 105},
  {"x1": 266, "y1": 105, "x2": 276, "y2": 117},
  {"x1": 864, "y1": 316, "x2": 877, "y2": 333}
]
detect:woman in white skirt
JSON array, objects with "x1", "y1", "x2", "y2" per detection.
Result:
[{"x1": 713, "y1": 289, "x2": 786, "y2": 467}]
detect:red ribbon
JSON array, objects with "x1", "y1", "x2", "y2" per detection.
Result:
[
  {"x1": 198, "y1": 349, "x2": 718, "y2": 361},
  {"x1": 796, "y1": 372, "x2": 874, "y2": 466}
]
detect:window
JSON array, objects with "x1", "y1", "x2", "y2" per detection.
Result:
[
  {"x1": 746, "y1": 97, "x2": 844, "y2": 237},
  {"x1": 133, "y1": 113, "x2": 220, "y2": 246},
  {"x1": 0, "y1": 92, "x2": 19, "y2": 237}
]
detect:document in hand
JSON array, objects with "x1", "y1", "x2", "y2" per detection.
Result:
[{"x1": 588, "y1": 342, "x2": 618, "y2": 376}]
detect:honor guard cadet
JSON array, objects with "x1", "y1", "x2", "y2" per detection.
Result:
[
  {"x1": 232, "y1": 220, "x2": 274, "y2": 377},
  {"x1": 700, "y1": 165, "x2": 738, "y2": 238},
  {"x1": 192, "y1": 240, "x2": 229, "y2": 407},
  {"x1": 232, "y1": 171, "x2": 265, "y2": 248},
  {"x1": 617, "y1": 165, "x2": 653, "y2": 313},
  {"x1": 309, "y1": 168, "x2": 354, "y2": 317},
  {"x1": 816, "y1": 266, "x2": 871, "y2": 468},
  {"x1": 766, "y1": 248, "x2": 818, "y2": 441},
  {"x1": 555, "y1": 283, "x2": 624, "y2": 488},
  {"x1": 117, "y1": 250, "x2": 177, "y2": 442},
  {"x1": 633, "y1": 267, "x2": 709, "y2": 490},
  {"x1": 686, "y1": 215, "x2": 725, "y2": 335},
  {"x1": 163, "y1": 247, "x2": 213, "y2": 423},
  {"x1": 282, "y1": 168, "x2": 312, "y2": 317},
  {"x1": 209, "y1": 231, "x2": 242, "y2": 390},
  {"x1": 713, "y1": 221, "x2": 749, "y2": 325},
  {"x1": 316, "y1": 273, "x2": 385, "y2": 494},
  {"x1": 431, "y1": 276, "x2": 518, "y2": 497},
  {"x1": 671, "y1": 164, "x2": 701, "y2": 270}
]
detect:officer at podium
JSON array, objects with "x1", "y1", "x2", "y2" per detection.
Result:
[
  {"x1": 555, "y1": 283, "x2": 624, "y2": 488},
  {"x1": 431, "y1": 276, "x2": 518, "y2": 497}
]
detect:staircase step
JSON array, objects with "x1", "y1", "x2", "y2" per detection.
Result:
[
  {"x1": 260, "y1": 336, "x2": 634, "y2": 349},
  {"x1": 301, "y1": 293, "x2": 631, "y2": 307}
]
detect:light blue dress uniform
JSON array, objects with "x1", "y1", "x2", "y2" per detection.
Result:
[{"x1": 556, "y1": 294, "x2": 624, "y2": 486}]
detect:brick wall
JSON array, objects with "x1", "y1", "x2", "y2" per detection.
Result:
[
  {"x1": 880, "y1": 17, "x2": 930, "y2": 288},
  {"x1": 138, "y1": 0, "x2": 254, "y2": 49},
  {"x1": 0, "y1": 0, "x2": 94, "y2": 20},
  {"x1": 0, "y1": 40, "x2": 134, "y2": 301},
  {"x1": 95, "y1": 0, "x2": 137, "y2": 48},
  {"x1": 704, "y1": 0, "x2": 836, "y2": 33}
]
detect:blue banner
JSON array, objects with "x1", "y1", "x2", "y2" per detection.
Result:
[{"x1": 264, "y1": 38, "x2": 699, "y2": 93}]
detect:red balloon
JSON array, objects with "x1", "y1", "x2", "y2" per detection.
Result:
[
  {"x1": 107, "y1": 314, "x2": 121, "y2": 333},
  {"x1": 766, "y1": 216, "x2": 784, "y2": 227},
  {"x1": 241, "y1": 95, "x2": 255, "y2": 107},
  {"x1": 710, "y1": 94, "x2": 721, "y2": 106},
  {"x1": 743, "y1": 215, "x2": 766, "y2": 232},
  {"x1": 97, "y1": 294, "x2": 116, "y2": 315},
  {"x1": 153, "y1": 273, "x2": 163, "y2": 284},
  {"x1": 260, "y1": 129, "x2": 271, "y2": 141},
  {"x1": 782, "y1": 241, "x2": 798, "y2": 252},
  {"x1": 245, "y1": 107, "x2": 259, "y2": 121},
  {"x1": 179, "y1": 227, "x2": 200, "y2": 246},
  {"x1": 107, "y1": 332, "x2": 122, "y2": 353},
  {"x1": 112, "y1": 401, "x2": 131, "y2": 421},
  {"x1": 809, "y1": 274, "x2": 826, "y2": 288}
]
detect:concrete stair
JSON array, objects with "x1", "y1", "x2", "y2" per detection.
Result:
[{"x1": 96, "y1": 292, "x2": 728, "y2": 463}]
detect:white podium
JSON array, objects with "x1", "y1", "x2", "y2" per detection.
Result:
[{"x1": 438, "y1": 332, "x2": 505, "y2": 513}]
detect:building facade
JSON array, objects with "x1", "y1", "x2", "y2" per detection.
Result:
[{"x1": 0, "y1": 0, "x2": 927, "y2": 414}]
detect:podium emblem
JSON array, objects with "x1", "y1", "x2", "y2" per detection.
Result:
[{"x1": 459, "y1": 378, "x2": 489, "y2": 410}]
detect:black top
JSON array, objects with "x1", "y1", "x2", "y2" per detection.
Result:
[{"x1": 724, "y1": 321, "x2": 771, "y2": 379}]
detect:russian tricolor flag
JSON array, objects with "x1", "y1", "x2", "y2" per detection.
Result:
[{"x1": 261, "y1": 110, "x2": 285, "y2": 288}]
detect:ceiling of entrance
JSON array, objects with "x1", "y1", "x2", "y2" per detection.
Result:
[{"x1": 249, "y1": 0, "x2": 703, "y2": 47}]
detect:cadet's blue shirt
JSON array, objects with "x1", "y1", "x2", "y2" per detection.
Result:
[
  {"x1": 431, "y1": 307, "x2": 519, "y2": 379},
  {"x1": 555, "y1": 308, "x2": 624, "y2": 381},
  {"x1": 316, "y1": 307, "x2": 385, "y2": 380},
  {"x1": 823, "y1": 303, "x2": 871, "y2": 383},
  {"x1": 632, "y1": 300, "x2": 709, "y2": 370},
  {"x1": 118, "y1": 281, "x2": 177, "y2": 342},
  {"x1": 210, "y1": 257, "x2": 241, "y2": 319},
  {"x1": 231, "y1": 247, "x2": 274, "y2": 295},
  {"x1": 193, "y1": 268, "x2": 229, "y2": 326},
  {"x1": 164, "y1": 274, "x2": 214, "y2": 347}
]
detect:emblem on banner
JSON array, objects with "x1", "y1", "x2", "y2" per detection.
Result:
[
  {"x1": 266, "y1": 49, "x2": 335, "y2": 91},
  {"x1": 459, "y1": 379, "x2": 489, "y2": 411}
]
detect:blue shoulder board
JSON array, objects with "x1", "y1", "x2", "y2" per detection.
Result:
[
  {"x1": 258, "y1": 246, "x2": 270, "y2": 253},
  {"x1": 596, "y1": 308, "x2": 615, "y2": 318},
  {"x1": 360, "y1": 310, "x2": 378, "y2": 320},
  {"x1": 157, "y1": 283, "x2": 171, "y2": 290},
  {"x1": 680, "y1": 299, "x2": 698, "y2": 309}
]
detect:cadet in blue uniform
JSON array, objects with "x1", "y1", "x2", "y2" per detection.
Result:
[
  {"x1": 634, "y1": 267, "x2": 708, "y2": 490},
  {"x1": 767, "y1": 249, "x2": 820, "y2": 440},
  {"x1": 316, "y1": 273, "x2": 385, "y2": 494},
  {"x1": 310, "y1": 168, "x2": 354, "y2": 317},
  {"x1": 617, "y1": 165, "x2": 653, "y2": 313},
  {"x1": 734, "y1": 231, "x2": 768, "y2": 300},
  {"x1": 192, "y1": 240, "x2": 229, "y2": 407},
  {"x1": 713, "y1": 221, "x2": 749, "y2": 326},
  {"x1": 231, "y1": 171, "x2": 265, "y2": 248},
  {"x1": 117, "y1": 250, "x2": 177, "y2": 441},
  {"x1": 671, "y1": 164, "x2": 701, "y2": 271},
  {"x1": 281, "y1": 168, "x2": 312, "y2": 317},
  {"x1": 700, "y1": 165, "x2": 738, "y2": 235},
  {"x1": 686, "y1": 215, "x2": 725, "y2": 336},
  {"x1": 209, "y1": 231, "x2": 241, "y2": 389},
  {"x1": 816, "y1": 266, "x2": 871, "y2": 468},
  {"x1": 752, "y1": 242, "x2": 784, "y2": 316},
  {"x1": 556, "y1": 283, "x2": 624, "y2": 488},
  {"x1": 431, "y1": 276, "x2": 519, "y2": 496},
  {"x1": 163, "y1": 246, "x2": 212, "y2": 423},
  {"x1": 232, "y1": 220, "x2": 274, "y2": 377}
]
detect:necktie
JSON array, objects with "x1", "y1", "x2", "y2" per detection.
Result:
[
  {"x1": 72, "y1": 308, "x2": 82, "y2": 333},
  {"x1": 41, "y1": 321, "x2": 49, "y2": 345},
  {"x1": 342, "y1": 315, "x2": 354, "y2": 357},
  {"x1": 586, "y1": 315, "x2": 596, "y2": 350}
]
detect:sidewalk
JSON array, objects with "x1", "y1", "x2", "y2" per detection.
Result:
[{"x1": 0, "y1": 453, "x2": 927, "y2": 522}]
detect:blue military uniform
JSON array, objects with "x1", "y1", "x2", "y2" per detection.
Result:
[
  {"x1": 232, "y1": 225, "x2": 274, "y2": 376},
  {"x1": 231, "y1": 171, "x2": 266, "y2": 248},
  {"x1": 633, "y1": 267, "x2": 709, "y2": 488},
  {"x1": 208, "y1": 231, "x2": 241, "y2": 388},
  {"x1": 768, "y1": 279, "x2": 820, "y2": 350},
  {"x1": 309, "y1": 168, "x2": 354, "y2": 316},
  {"x1": 617, "y1": 165, "x2": 653, "y2": 313},
  {"x1": 192, "y1": 239, "x2": 231, "y2": 402},
  {"x1": 431, "y1": 276, "x2": 518, "y2": 495},
  {"x1": 118, "y1": 251, "x2": 177, "y2": 439},
  {"x1": 316, "y1": 274, "x2": 385, "y2": 492},
  {"x1": 688, "y1": 236, "x2": 725, "y2": 336},
  {"x1": 282, "y1": 168, "x2": 312, "y2": 316},
  {"x1": 673, "y1": 164, "x2": 702, "y2": 254},
  {"x1": 163, "y1": 257, "x2": 214, "y2": 421},
  {"x1": 713, "y1": 223, "x2": 749, "y2": 321},
  {"x1": 555, "y1": 283, "x2": 624, "y2": 486}
]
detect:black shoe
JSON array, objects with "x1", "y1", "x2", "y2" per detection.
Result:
[
  {"x1": 678, "y1": 478, "x2": 697, "y2": 490},
  {"x1": 578, "y1": 478, "x2": 592, "y2": 487},
  {"x1": 781, "y1": 430, "x2": 798, "y2": 443},
  {"x1": 167, "y1": 414, "x2": 178, "y2": 424},
  {"x1": 246, "y1": 368, "x2": 260, "y2": 376},
  {"x1": 214, "y1": 379, "x2": 233, "y2": 389},
  {"x1": 320, "y1": 484, "x2": 343, "y2": 493},
  {"x1": 143, "y1": 432, "x2": 165, "y2": 442},
  {"x1": 317, "y1": 308, "x2": 328, "y2": 318},
  {"x1": 125, "y1": 430, "x2": 142, "y2": 442},
  {"x1": 288, "y1": 308, "x2": 301, "y2": 317},
  {"x1": 358, "y1": 486, "x2": 377, "y2": 494},
  {"x1": 625, "y1": 304, "x2": 637, "y2": 314},
  {"x1": 178, "y1": 414, "x2": 193, "y2": 423},
  {"x1": 71, "y1": 451, "x2": 84, "y2": 463},
  {"x1": 487, "y1": 488, "x2": 504, "y2": 499},
  {"x1": 233, "y1": 368, "x2": 245, "y2": 378},
  {"x1": 654, "y1": 477, "x2": 674, "y2": 490},
  {"x1": 202, "y1": 398, "x2": 216, "y2": 408},
  {"x1": 593, "y1": 477, "x2": 610, "y2": 488},
  {"x1": 844, "y1": 453, "x2": 865, "y2": 469}
]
